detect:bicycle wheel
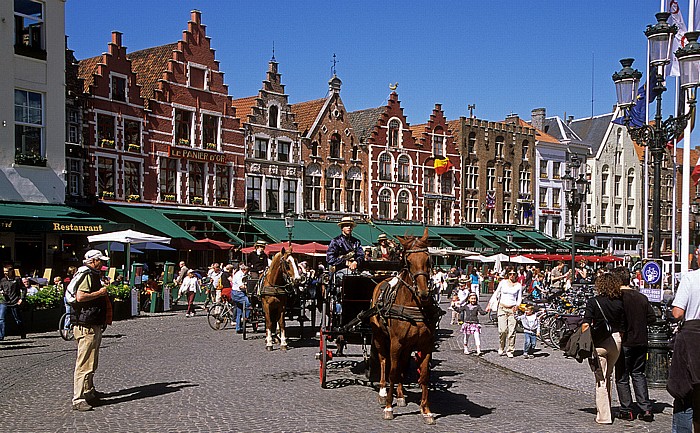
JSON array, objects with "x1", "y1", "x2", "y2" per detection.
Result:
[
  {"x1": 58, "y1": 313, "x2": 74, "y2": 341},
  {"x1": 548, "y1": 317, "x2": 568, "y2": 350},
  {"x1": 207, "y1": 303, "x2": 229, "y2": 331}
]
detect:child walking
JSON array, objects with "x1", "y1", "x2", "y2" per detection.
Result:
[
  {"x1": 449, "y1": 294, "x2": 460, "y2": 325},
  {"x1": 460, "y1": 293, "x2": 487, "y2": 355},
  {"x1": 517, "y1": 305, "x2": 540, "y2": 358}
]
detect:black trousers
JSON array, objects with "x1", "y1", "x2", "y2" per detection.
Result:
[{"x1": 615, "y1": 345, "x2": 652, "y2": 412}]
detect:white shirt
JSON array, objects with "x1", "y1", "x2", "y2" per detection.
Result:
[
  {"x1": 180, "y1": 275, "x2": 200, "y2": 293},
  {"x1": 673, "y1": 269, "x2": 700, "y2": 320},
  {"x1": 494, "y1": 279, "x2": 522, "y2": 307},
  {"x1": 208, "y1": 269, "x2": 222, "y2": 288},
  {"x1": 231, "y1": 270, "x2": 247, "y2": 292},
  {"x1": 457, "y1": 287, "x2": 470, "y2": 307}
]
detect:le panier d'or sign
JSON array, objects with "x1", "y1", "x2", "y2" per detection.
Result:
[{"x1": 169, "y1": 146, "x2": 226, "y2": 164}]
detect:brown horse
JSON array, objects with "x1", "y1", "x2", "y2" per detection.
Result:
[
  {"x1": 369, "y1": 227, "x2": 439, "y2": 424},
  {"x1": 259, "y1": 248, "x2": 301, "y2": 351}
]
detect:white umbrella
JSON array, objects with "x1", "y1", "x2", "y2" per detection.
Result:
[
  {"x1": 87, "y1": 229, "x2": 170, "y2": 244},
  {"x1": 481, "y1": 253, "x2": 510, "y2": 263},
  {"x1": 510, "y1": 255, "x2": 539, "y2": 264},
  {"x1": 463, "y1": 254, "x2": 487, "y2": 262}
]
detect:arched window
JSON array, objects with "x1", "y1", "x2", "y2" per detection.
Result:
[
  {"x1": 379, "y1": 189, "x2": 392, "y2": 219},
  {"x1": 388, "y1": 119, "x2": 400, "y2": 147},
  {"x1": 601, "y1": 165, "x2": 610, "y2": 196},
  {"x1": 268, "y1": 105, "x2": 278, "y2": 128},
  {"x1": 330, "y1": 133, "x2": 341, "y2": 159},
  {"x1": 379, "y1": 152, "x2": 391, "y2": 181},
  {"x1": 467, "y1": 132, "x2": 476, "y2": 154},
  {"x1": 432, "y1": 126, "x2": 444, "y2": 156},
  {"x1": 397, "y1": 155, "x2": 410, "y2": 182},
  {"x1": 346, "y1": 167, "x2": 362, "y2": 213},
  {"x1": 304, "y1": 164, "x2": 322, "y2": 211},
  {"x1": 626, "y1": 168, "x2": 635, "y2": 197},
  {"x1": 397, "y1": 190, "x2": 410, "y2": 221},
  {"x1": 325, "y1": 165, "x2": 342, "y2": 212}
]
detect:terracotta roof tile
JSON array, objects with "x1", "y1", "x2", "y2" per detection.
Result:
[
  {"x1": 516, "y1": 118, "x2": 559, "y2": 144},
  {"x1": 231, "y1": 96, "x2": 258, "y2": 123},
  {"x1": 290, "y1": 98, "x2": 326, "y2": 135},
  {"x1": 77, "y1": 55, "x2": 103, "y2": 94},
  {"x1": 127, "y1": 43, "x2": 178, "y2": 107}
]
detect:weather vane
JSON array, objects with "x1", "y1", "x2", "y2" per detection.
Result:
[
  {"x1": 331, "y1": 53, "x2": 338, "y2": 76},
  {"x1": 468, "y1": 104, "x2": 476, "y2": 118},
  {"x1": 389, "y1": 82, "x2": 398, "y2": 91},
  {"x1": 271, "y1": 41, "x2": 275, "y2": 61}
]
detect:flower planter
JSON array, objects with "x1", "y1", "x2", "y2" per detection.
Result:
[
  {"x1": 25, "y1": 306, "x2": 63, "y2": 334},
  {"x1": 112, "y1": 299, "x2": 131, "y2": 321}
]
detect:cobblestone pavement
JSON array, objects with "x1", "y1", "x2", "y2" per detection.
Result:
[{"x1": 0, "y1": 300, "x2": 673, "y2": 433}]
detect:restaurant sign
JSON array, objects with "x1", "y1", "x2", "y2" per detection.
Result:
[{"x1": 169, "y1": 146, "x2": 227, "y2": 164}]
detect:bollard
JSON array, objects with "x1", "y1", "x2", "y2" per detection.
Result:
[{"x1": 645, "y1": 323, "x2": 671, "y2": 388}]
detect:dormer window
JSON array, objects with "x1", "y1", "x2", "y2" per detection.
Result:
[
  {"x1": 188, "y1": 63, "x2": 207, "y2": 90},
  {"x1": 388, "y1": 119, "x2": 400, "y2": 147},
  {"x1": 269, "y1": 105, "x2": 279, "y2": 128}
]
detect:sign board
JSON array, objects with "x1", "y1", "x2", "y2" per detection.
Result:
[
  {"x1": 642, "y1": 261, "x2": 662, "y2": 285},
  {"x1": 641, "y1": 259, "x2": 663, "y2": 303}
]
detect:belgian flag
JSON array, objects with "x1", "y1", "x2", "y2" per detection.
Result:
[{"x1": 434, "y1": 157, "x2": 453, "y2": 175}]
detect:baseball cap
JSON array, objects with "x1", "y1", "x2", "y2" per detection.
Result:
[{"x1": 84, "y1": 249, "x2": 110, "y2": 262}]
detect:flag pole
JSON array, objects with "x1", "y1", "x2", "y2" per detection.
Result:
[{"x1": 681, "y1": 0, "x2": 696, "y2": 279}]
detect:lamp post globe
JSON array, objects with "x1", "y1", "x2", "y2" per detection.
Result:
[{"x1": 612, "y1": 58, "x2": 642, "y2": 109}]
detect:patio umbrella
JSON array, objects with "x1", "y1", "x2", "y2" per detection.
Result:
[
  {"x1": 463, "y1": 254, "x2": 487, "y2": 262},
  {"x1": 509, "y1": 255, "x2": 539, "y2": 264},
  {"x1": 194, "y1": 238, "x2": 235, "y2": 250},
  {"x1": 92, "y1": 242, "x2": 145, "y2": 254},
  {"x1": 481, "y1": 253, "x2": 510, "y2": 263},
  {"x1": 133, "y1": 242, "x2": 176, "y2": 251}
]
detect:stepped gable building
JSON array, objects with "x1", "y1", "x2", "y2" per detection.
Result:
[
  {"x1": 65, "y1": 41, "x2": 89, "y2": 204},
  {"x1": 349, "y1": 91, "x2": 423, "y2": 222},
  {"x1": 77, "y1": 10, "x2": 245, "y2": 210},
  {"x1": 233, "y1": 59, "x2": 302, "y2": 217},
  {"x1": 291, "y1": 75, "x2": 367, "y2": 220},
  {"x1": 409, "y1": 104, "x2": 460, "y2": 225},
  {"x1": 451, "y1": 114, "x2": 536, "y2": 227}
]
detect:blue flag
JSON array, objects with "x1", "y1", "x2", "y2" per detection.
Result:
[{"x1": 612, "y1": 75, "x2": 658, "y2": 128}]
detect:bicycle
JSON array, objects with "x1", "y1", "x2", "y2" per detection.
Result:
[
  {"x1": 58, "y1": 312, "x2": 73, "y2": 341},
  {"x1": 207, "y1": 300, "x2": 234, "y2": 331}
]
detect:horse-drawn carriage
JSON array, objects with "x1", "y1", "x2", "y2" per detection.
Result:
[{"x1": 317, "y1": 228, "x2": 442, "y2": 424}]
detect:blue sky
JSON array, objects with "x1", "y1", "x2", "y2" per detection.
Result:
[{"x1": 66, "y1": 1, "x2": 679, "y2": 125}]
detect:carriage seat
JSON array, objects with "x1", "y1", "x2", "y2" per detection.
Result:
[{"x1": 362, "y1": 260, "x2": 402, "y2": 275}]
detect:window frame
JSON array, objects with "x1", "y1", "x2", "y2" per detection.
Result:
[
  {"x1": 159, "y1": 158, "x2": 178, "y2": 201},
  {"x1": 175, "y1": 109, "x2": 193, "y2": 146},
  {"x1": 14, "y1": 89, "x2": 44, "y2": 160},
  {"x1": 254, "y1": 137, "x2": 269, "y2": 159},
  {"x1": 202, "y1": 114, "x2": 219, "y2": 150},
  {"x1": 14, "y1": 0, "x2": 45, "y2": 59}
]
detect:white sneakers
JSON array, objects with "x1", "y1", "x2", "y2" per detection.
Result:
[
  {"x1": 498, "y1": 349, "x2": 504, "y2": 356},
  {"x1": 463, "y1": 346, "x2": 469, "y2": 355},
  {"x1": 507, "y1": 352, "x2": 514, "y2": 358}
]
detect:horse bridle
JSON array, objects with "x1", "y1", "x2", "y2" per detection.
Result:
[
  {"x1": 399, "y1": 239, "x2": 431, "y2": 299},
  {"x1": 262, "y1": 254, "x2": 295, "y2": 293}
]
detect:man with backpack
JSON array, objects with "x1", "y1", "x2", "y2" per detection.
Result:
[{"x1": 70, "y1": 250, "x2": 110, "y2": 412}]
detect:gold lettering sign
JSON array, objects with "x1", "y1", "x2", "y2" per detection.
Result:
[
  {"x1": 169, "y1": 146, "x2": 227, "y2": 164},
  {"x1": 0, "y1": 221, "x2": 12, "y2": 228},
  {"x1": 52, "y1": 222, "x2": 104, "y2": 233}
]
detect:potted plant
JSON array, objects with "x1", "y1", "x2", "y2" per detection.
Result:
[
  {"x1": 205, "y1": 142, "x2": 217, "y2": 150},
  {"x1": 162, "y1": 194, "x2": 176, "y2": 202},
  {"x1": 100, "y1": 139, "x2": 115, "y2": 148},
  {"x1": 217, "y1": 198, "x2": 229, "y2": 206},
  {"x1": 127, "y1": 143, "x2": 141, "y2": 152},
  {"x1": 101, "y1": 191, "x2": 115, "y2": 199},
  {"x1": 127, "y1": 194, "x2": 141, "y2": 202},
  {"x1": 14, "y1": 152, "x2": 48, "y2": 167},
  {"x1": 178, "y1": 138, "x2": 190, "y2": 146},
  {"x1": 107, "y1": 283, "x2": 132, "y2": 321},
  {"x1": 25, "y1": 285, "x2": 63, "y2": 332},
  {"x1": 191, "y1": 196, "x2": 203, "y2": 205}
]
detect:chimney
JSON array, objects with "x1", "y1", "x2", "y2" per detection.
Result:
[
  {"x1": 531, "y1": 107, "x2": 546, "y2": 131},
  {"x1": 191, "y1": 10, "x2": 202, "y2": 24},
  {"x1": 567, "y1": 115, "x2": 574, "y2": 125},
  {"x1": 111, "y1": 31, "x2": 122, "y2": 46},
  {"x1": 505, "y1": 112, "x2": 519, "y2": 124}
]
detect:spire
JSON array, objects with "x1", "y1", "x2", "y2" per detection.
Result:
[{"x1": 271, "y1": 41, "x2": 276, "y2": 62}]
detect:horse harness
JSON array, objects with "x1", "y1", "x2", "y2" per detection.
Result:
[
  {"x1": 341, "y1": 245, "x2": 441, "y2": 332},
  {"x1": 258, "y1": 257, "x2": 296, "y2": 297}
]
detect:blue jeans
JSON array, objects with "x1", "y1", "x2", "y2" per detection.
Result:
[
  {"x1": 0, "y1": 303, "x2": 5, "y2": 339},
  {"x1": 0, "y1": 304, "x2": 25, "y2": 338},
  {"x1": 672, "y1": 397, "x2": 693, "y2": 433},
  {"x1": 523, "y1": 332, "x2": 537, "y2": 355},
  {"x1": 230, "y1": 290, "x2": 250, "y2": 332}
]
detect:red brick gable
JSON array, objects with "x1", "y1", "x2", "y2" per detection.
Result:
[{"x1": 368, "y1": 92, "x2": 414, "y2": 147}]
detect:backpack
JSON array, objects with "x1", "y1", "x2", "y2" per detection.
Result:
[{"x1": 64, "y1": 266, "x2": 91, "y2": 305}]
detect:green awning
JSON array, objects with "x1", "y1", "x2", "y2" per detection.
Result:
[
  {"x1": 159, "y1": 208, "x2": 247, "y2": 244},
  {"x1": 109, "y1": 205, "x2": 196, "y2": 240},
  {"x1": 0, "y1": 203, "x2": 127, "y2": 234},
  {"x1": 249, "y1": 218, "x2": 380, "y2": 246}
]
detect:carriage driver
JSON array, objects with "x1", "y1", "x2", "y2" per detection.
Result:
[
  {"x1": 326, "y1": 216, "x2": 365, "y2": 282},
  {"x1": 247, "y1": 240, "x2": 269, "y2": 279}
]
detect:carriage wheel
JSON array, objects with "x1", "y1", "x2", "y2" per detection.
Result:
[{"x1": 320, "y1": 329, "x2": 328, "y2": 388}]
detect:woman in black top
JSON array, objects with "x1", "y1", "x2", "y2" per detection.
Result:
[{"x1": 581, "y1": 273, "x2": 625, "y2": 425}]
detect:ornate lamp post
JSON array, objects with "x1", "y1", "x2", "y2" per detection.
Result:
[
  {"x1": 612, "y1": 12, "x2": 700, "y2": 259},
  {"x1": 563, "y1": 155, "x2": 590, "y2": 275},
  {"x1": 284, "y1": 212, "x2": 295, "y2": 245}
]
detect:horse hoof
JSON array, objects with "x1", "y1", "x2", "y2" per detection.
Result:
[
  {"x1": 383, "y1": 410, "x2": 394, "y2": 420},
  {"x1": 280, "y1": 345, "x2": 288, "y2": 351},
  {"x1": 396, "y1": 397, "x2": 407, "y2": 407},
  {"x1": 266, "y1": 345, "x2": 273, "y2": 351},
  {"x1": 378, "y1": 395, "x2": 387, "y2": 406},
  {"x1": 422, "y1": 413, "x2": 436, "y2": 425}
]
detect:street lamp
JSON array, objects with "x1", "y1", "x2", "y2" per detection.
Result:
[
  {"x1": 563, "y1": 155, "x2": 589, "y2": 275},
  {"x1": 613, "y1": 12, "x2": 700, "y2": 259},
  {"x1": 284, "y1": 211, "x2": 295, "y2": 246}
]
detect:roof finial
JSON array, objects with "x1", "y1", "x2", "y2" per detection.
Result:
[
  {"x1": 389, "y1": 82, "x2": 398, "y2": 91},
  {"x1": 331, "y1": 53, "x2": 338, "y2": 76},
  {"x1": 271, "y1": 41, "x2": 276, "y2": 61},
  {"x1": 468, "y1": 104, "x2": 476, "y2": 118}
]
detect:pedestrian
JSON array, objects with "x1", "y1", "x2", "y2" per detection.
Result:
[
  {"x1": 229, "y1": 264, "x2": 251, "y2": 334},
  {"x1": 668, "y1": 268, "x2": 700, "y2": 433},
  {"x1": 449, "y1": 294, "x2": 460, "y2": 325},
  {"x1": 0, "y1": 265, "x2": 26, "y2": 340},
  {"x1": 549, "y1": 261, "x2": 567, "y2": 295},
  {"x1": 612, "y1": 266, "x2": 656, "y2": 422},
  {"x1": 485, "y1": 268, "x2": 522, "y2": 358},
  {"x1": 460, "y1": 293, "x2": 487, "y2": 355},
  {"x1": 469, "y1": 268, "x2": 480, "y2": 300},
  {"x1": 180, "y1": 269, "x2": 200, "y2": 317},
  {"x1": 71, "y1": 249, "x2": 111, "y2": 411},
  {"x1": 581, "y1": 273, "x2": 625, "y2": 425},
  {"x1": 207, "y1": 263, "x2": 223, "y2": 305},
  {"x1": 516, "y1": 305, "x2": 540, "y2": 359}
]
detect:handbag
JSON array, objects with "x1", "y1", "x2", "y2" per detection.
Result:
[{"x1": 593, "y1": 298, "x2": 613, "y2": 336}]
